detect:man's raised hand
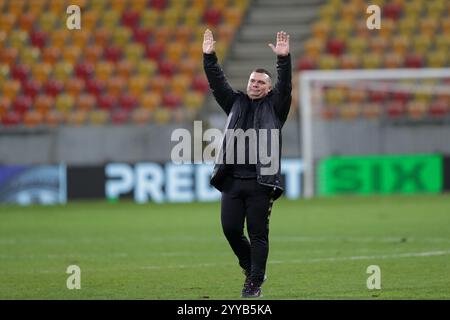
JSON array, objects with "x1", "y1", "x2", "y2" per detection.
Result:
[
  {"x1": 203, "y1": 29, "x2": 216, "y2": 54},
  {"x1": 268, "y1": 31, "x2": 290, "y2": 56}
]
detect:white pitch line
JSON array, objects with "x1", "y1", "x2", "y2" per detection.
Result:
[{"x1": 140, "y1": 250, "x2": 450, "y2": 270}]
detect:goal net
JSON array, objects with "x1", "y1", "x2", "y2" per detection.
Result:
[{"x1": 299, "y1": 68, "x2": 450, "y2": 198}]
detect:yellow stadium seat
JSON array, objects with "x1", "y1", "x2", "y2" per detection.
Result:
[
  {"x1": 362, "y1": 103, "x2": 382, "y2": 119},
  {"x1": 53, "y1": 62, "x2": 74, "y2": 82},
  {"x1": 102, "y1": 10, "x2": 120, "y2": 29},
  {"x1": 399, "y1": 17, "x2": 417, "y2": 36},
  {"x1": 427, "y1": 52, "x2": 447, "y2": 68},
  {"x1": 111, "y1": 0, "x2": 127, "y2": 12},
  {"x1": 325, "y1": 88, "x2": 346, "y2": 105},
  {"x1": 188, "y1": 42, "x2": 203, "y2": 61},
  {"x1": 49, "y1": 0, "x2": 66, "y2": 14},
  {"x1": 95, "y1": 61, "x2": 114, "y2": 81},
  {"x1": 184, "y1": 92, "x2": 205, "y2": 112},
  {"x1": 0, "y1": 64, "x2": 9, "y2": 82},
  {"x1": 0, "y1": 30, "x2": 6, "y2": 48},
  {"x1": 217, "y1": 24, "x2": 235, "y2": 44},
  {"x1": 334, "y1": 20, "x2": 352, "y2": 39},
  {"x1": 362, "y1": 53, "x2": 382, "y2": 69},
  {"x1": 141, "y1": 10, "x2": 159, "y2": 28},
  {"x1": 413, "y1": 35, "x2": 431, "y2": 54},
  {"x1": 2, "y1": 80, "x2": 20, "y2": 100},
  {"x1": 128, "y1": 76, "x2": 149, "y2": 96},
  {"x1": 224, "y1": 7, "x2": 243, "y2": 27},
  {"x1": 304, "y1": 38, "x2": 324, "y2": 59},
  {"x1": 55, "y1": 94, "x2": 75, "y2": 113},
  {"x1": 51, "y1": 30, "x2": 70, "y2": 48},
  {"x1": 384, "y1": 53, "x2": 403, "y2": 68},
  {"x1": 32, "y1": 63, "x2": 52, "y2": 83},
  {"x1": 9, "y1": 30, "x2": 28, "y2": 50},
  {"x1": 154, "y1": 26, "x2": 173, "y2": 45},
  {"x1": 124, "y1": 43, "x2": 144, "y2": 62},
  {"x1": 311, "y1": 21, "x2": 330, "y2": 40},
  {"x1": 39, "y1": 12, "x2": 57, "y2": 33},
  {"x1": 107, "y1": 77, "x2": 126, "y2": 96},
  {"x1": 116, "y1": 60, "x2": 135, "y2": 78},
  {"x1": 341, "y1": 3, "x2": 357, "y2": 22},
  {"x1": 93, "y1": 28, "x2": 111, "y2": 47},
  {"x1": 347, "y1": 37, "x2": 367, "y2": 55},
  {"x1": 66, "y1": 110, "x2": 87, "y2": 126},
  {"x1": 136, "y1": 60, "x2": 157, "y2": 77},
  {"x1": 369, "y1": 36, "x2": 388, "y2": 54},
  {"x1": 0, "y1": 96, "x2": 11, "y2": 118},
  {"x1": 163, "y1": 8, "x2": 181, "y2": 28},
  {"x1": 319, "y1": 4, "x2": 336, "y2": 22},
  {"x1": 153, "y1": 108, "x2": 171, "y2": 124},
  {"x1": 24, "y1": 110, "x2": 44, "y2": 127},
  {"x1": 340, "y1": 54, "x2": 360, "y2": 69},
  {"x1": 140, "y1": 93, "x2": 162, "y2": 111},
  {"x1": 89, "y1": 110, "x2": 109, "y2": 125},
  {"x1": 379, "y1": 19, "x2": 395, "y2": 38},
  {"x1": 62, "y1": 46, "x2": 81, "y2": 64},
  {"x1": 72, "y1": 29, "x2": 91, "y2": 48},
  {"x1": 91, "y1": 0, "x2": 107, "y2": 11},
  {"x1": 442, "y1": 18, "x2": 450, "y2": 35},
  {"x1": 42, "y1": 46, "x2": 61, "y2": 65},
  {"x1": 192, "y1": 0, "x2": 208, "y2": 11},
  {"x1": 171, "y1": 75, "x2": 191, "y2": 96},
  {"x1": 45, "y1": 110, "x2": 66, "y2": 126},
  {"x1": 348, "y1": 89, "x2": 367, "y2": 103},
  {"x1": 149, "y1": 75, "x2": 169, "y2": 95},
  {"x1": 66, "y1": 78, "x2": 85, "y2": 97},
  {"x1": 179, "y1": 58, "x2": 198, "y2": 77},
  {"x1": 407, "y1": 100, "x2": 427, "y2": 120},
  {"x1": 175, "y1": 25, "x2": 193, "y2": 44},
  {"x1": 131, "y1": 108, "x2": 151, "y2": 125},
  {"x1": 20, "y1": 47, "x2": 40, "y2": 65},
  {"x1": 28, "y1": 0, "x2": 46, "y2": 15},
  {"x1": 167, "y1": 43, "x2": 184, "y2": 62},
  {"x1": 435, "y1": 34, "x2": 450, "y2": 52},
  {"x1": 130, "y1": 0, "x2": 148, "y2": 11},
  {"x1": 318, "y1": 54, "x2": 338, "y2": 69},
  {"x1": 35, "y1": 95, "x2": 54, "y2": 115},
  {"x1": 77, "y1": 94, "x2": 96, "y2": 111},
  {"x1": 420, "y1": 18, "x2": 438, "y2": 36},
  {"x1": 113, "y1": 27, "x2": 132, "y2": 47},
  {"x1": 8, "y1": 0, "x2": 26, "y2": 16},
  {"x1": 0, "y1": 13, "x2": 16, "y2": 33},
  {"x1": 340, "y1": 103, "x2": 360, "y2": 120},
  {"x1": 184, "y1": 8, "x2": 202, "y2": 27},
  {"x1": 391, "y1": 35, "x2": 410, "y2": 55},
  {"x1": 84, "y1": 45, "x2": 103, "y2": 64}
]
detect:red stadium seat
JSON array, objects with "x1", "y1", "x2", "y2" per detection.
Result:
[
  {"x1": 204, "y1": 8, "x2": 222, "y2": 26},
  {"x1": 11, "y1": 64, "x2": 30, "y2": 82},
  {"x1": 145, "y1": 43, "x2": 165, "y2": 61},
  {"x1": 429, "y1": 100, "x2": 448, "y2": 117},
  {"x1": 122, "y1": 10, "x2": 140, "y2": 29},
  {"x1": 158, "y1": 60, "x2": 176, "y2": 77},
  {"x1": 405, "y1": 54, "x2": 424, "y2": 68},
  {"x1": 111, "y1": 110, "x2": 129, "y2": 125},
  {"x1": 75, "y1": 62, "x2": 94, "y2": 79},
  {"x1": 150, "y1": 0, "x2": 167, "y2": 10},
  {"x1": 44, "y1": 79, "x2": 64, "y2": 97},
  {"x1": 386, "y1": 101, "x2": 406, "y2": 119},
  {"x1": 13, "y1": 96, "x2": 32, "y2": 115},
  {"x1": 98, "y1": 93, "x2": 116, "y2": 111},
  {"x1": 296, "y1": 57, "x2": 316, "y2": 70},
  {"x1": 383, "y1": 3, "x2": 402, "y2": 20},
  {"x1": 104, "y1": 47, "x2": 123, "y2": 63},
  {"x1": 133, "y1": 27, "x2": 152, "y2": 45},
  {"x1": 1, "y1": 111, "x2": 21, "y2": 126},
  {"x1": 23, "y1": 79, "x2": 41, "y2": 99},
  {"x1": 119, "y1": 94, "x2": 138, "y2": 111},
  {"x1": 326, "y1": 38, "x2": 346, "y2": 56},
  {"x1": 192, "y1": 75, "x2": 209, "y2": 93},
  {"x1": 30, "y1": 30, "x2": 47, "y2": 48},
  {"x1": 86, "y1": 79, "x2": 106, "y2": 96},
  {"x1": 162, "y1": 93, "x2": 182, "y2": 109}
]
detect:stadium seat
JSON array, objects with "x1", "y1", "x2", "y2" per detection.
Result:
[
  {"x1": 131, "y1": 107, "x2": 151, "y2": 125},
  {"x1": 427, "y1": 52, "x2": 447, "y2": 68},
  {"x1": 86, "y1": 78, "x2": 106, "y2": 97},
  {"x1": 133, "y1": 27, "x2": 152, "y2": 45},
  {"x1": 386, "y1": 101, "x2": 406, "y2": 119},
  {"x1": 52, "y1": 62, "x2": 72, "y2": 82},
  {"x1": 362, "y1": 103, "x2": 382, "y2": 119},
  {"x1": 75, "y1": 62, "x2": 94, "y2": 80},
  {"x1": 162, "y1": 93, "x2": 182, "y2": 109},
  {"x1": 55, "y1": 94, "x2": 75, "y2": 114},
  {"x1": 13, "y1": 96, "x2": 32, "y2": 115},
  {"x1": 340, "y1": 104, "x2": 360, "y2": 120},
  {"x1": 44, "y1": 79, "x2": 64, "y2": 97},
  {"x1": 348, "y1": 89, "x2": 367, "y2": 103},
  {"x1": 84, "y1": 45, "x2": 103, "y2": 64},
  {"x1": 128, "y1": 76, "x2": 148, "y2": 96},
  {"x1": 117, "y1": 60, "x2": 135, "y2": 78},
  {"x1": 35, "y1": 95, "x2": 54, "y2": 115},
  {"x1": 153, "y1": 108, "x2": 171, "y2": 124},
  {"x1": 77, "y1": 94, "x2": 96, "y2": 112},
  {"x1": 106, "y1": 77, "x2": 126, "y2": 96},
  {"x1": 62, "y1": 46, "x2": 82, "y2": 64},
  {"x1": 98, "y1": 93, "x2": 116, "y2": 111},
  {"x1": 89, "y1": 109, "x2": 110, "y2": 125},
  {"x1": 93, "y1": 28, "x2": 111, "y2": 47},
  {"x1": 104, "y1": 47, "x2": 123, "y2": 63},
  {"x1": 66, "y1": 77, "x2": 86, "y2": 97},
  {"x1": 72, "y1": 29, "x2": 91, "y2": 48},
  {"x1": 9, "y1": 30, "x2": 28, "y2": 50},
  {"x1": 11, "y1": 64, "x2": 30, "y2": 83},
  {"x1": 140, "y1": 93, "x2": 162, "y2": 111},
  {"x1": 158, "y1": 60, "x2": 176, "y2": 77},
  {"x1": 1, "y1": 111, "x2": 21, "y2": 126},
  {"x1": 119, "y1": 94, "x2": 138, "y2": 111},
  {"x1": 429, "y1": 100, "x2": 448, "y2": 117},
  {"x1": 383, "y1": 3, "x2": 402, "y2": 20},
  {"x1": 136, "y1": 60, "x2": 157, "y2": 77},
  {"x1": 296, "y1": 57, "x2": 316, "y2": 71},
  {"x1": 0, "y1": 13, "x2": 16, "y2": 34},
  {"x1": 2, "y1": 79, "x2": 21, "y2": 99},
  {"x1": 407, "y1": 100, "x2": 427, "y2": 119},
  {"x1": 184, "y1": 92, "x2": 205, "y2": 111},
  {"x1": 145, "y1": 43, "x2": 165, "y2": 61},
  {"x1": 384, "y1": 53, "x2": 404, "y2": 68},
  {"x1": 42, "y1": 46, "x2": 61, "y2": 65},
  {"x1": 66, "y1": 110, "x2": 87, "y2": 126},
  {"x1": 318, "y1": 54, "x2": 338, "y2": 69},
  {"x1": 95, "y1": 61, "x2": 114, "y2": 81},
  {"x1": 83, "y1": 11, "x2": 99, "y2": 30},
  {"x1": 405, "y1": 54, "x2": 424, "y2": 68},
  {"x1": 150, "y1": 0, "x2": 167, "y2": 10},
  {"x1": 20, "y1": 47, "x2": 40, "y2": 65},
  {"x1": 23, "y1": 79, "x2": 41, "y2": 99},
  {"x1": 192, "y1": 75, "x2": 209, "y2": 94},
  {"x1": 141, "y1": 9, "x2": 159, "y2": 28},
  {"x1": 122, "y1": 10, "x2": 140, "y2": 29},
  {"x1": 111, "y1": 110, "x2": 129, "y2": 125},
  {"x1": 340, "y1": 54, "x2": 360, "y2": 69}
]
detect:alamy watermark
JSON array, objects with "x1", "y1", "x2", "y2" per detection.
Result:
[
  {"x1": 171, "y1": 121, "x2": 280, "y2": 175},
  {"x1": 66, "y1": 265, "x2": 81, "y2": 289},
  {"x1": 366, "y1": 265, "x2": 381, "y2": 290}
]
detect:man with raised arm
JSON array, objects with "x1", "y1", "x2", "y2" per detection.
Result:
[{"x1": 203, "y1": 29, "x2": 292, "y2": 298}]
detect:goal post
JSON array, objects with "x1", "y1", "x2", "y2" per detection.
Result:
[{"x1": 299, "y1": 68, "x2": 450, "y2": 199}]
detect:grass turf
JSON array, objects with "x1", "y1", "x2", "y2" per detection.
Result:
[{"x1": 1, "y1": 194, "x2": 450, "y2": 299}]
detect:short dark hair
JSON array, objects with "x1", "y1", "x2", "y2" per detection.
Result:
[{"x1": 252, "y1": 68, "x2": 272, "y2": 80}]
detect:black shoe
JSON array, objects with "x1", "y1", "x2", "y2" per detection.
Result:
[
  {"x1": 241, "y1": 274, "x2": 267, "y2": 298},
  {"x1": 241, "y1": 281, "x2": 262, "y2": 298}
]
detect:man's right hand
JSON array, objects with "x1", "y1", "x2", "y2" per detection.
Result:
[{"x1": 203, "y1": 29, "x2": 216, "y2": 54}]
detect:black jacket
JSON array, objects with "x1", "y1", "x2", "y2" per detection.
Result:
[{"x1": 203, "y1": 52, "x2": 292, "y2": 200}]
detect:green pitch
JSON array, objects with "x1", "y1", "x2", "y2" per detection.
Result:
[{"x1": 1, "y1": 194, "x2": 450, "y2": 299}]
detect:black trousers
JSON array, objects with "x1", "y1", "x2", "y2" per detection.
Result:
[{"x1": 221, "y1": 176, "x2": 274, "y2": 283}]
